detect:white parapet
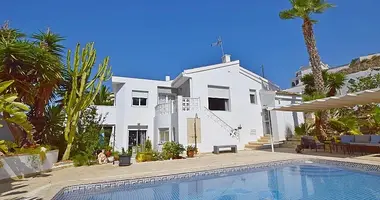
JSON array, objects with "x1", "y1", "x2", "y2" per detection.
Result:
[{"x1": 0, "y1": 150, "x2": 59, "y2": 181}]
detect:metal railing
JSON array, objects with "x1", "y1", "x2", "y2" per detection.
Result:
[{"x1": 203, "y1": 107, "x2": 239, "y2": 140}]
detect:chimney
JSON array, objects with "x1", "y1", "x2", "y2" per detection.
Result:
[
  {"x1": 165, "y1": 76, "x2": 170, "y2": 81},
  {"x1": 222, "y1": 54, "x2": 231, "y2": 63}
]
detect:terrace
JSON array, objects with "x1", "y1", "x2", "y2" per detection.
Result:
[{"x1": 1, "y1": 150, "x2": 379, "y2": 199}]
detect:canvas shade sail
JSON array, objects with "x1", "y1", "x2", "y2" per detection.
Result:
[{"x1": 270, "y1": 88, "x2": 380, "y2": 112}]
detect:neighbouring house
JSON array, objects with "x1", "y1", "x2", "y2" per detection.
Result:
[
  {"x1": 98, "y1": 55, "x2": 304, "y2": 153},
  {"x1": 286, "y1": 53, "x2": 380, "y2": 95}
]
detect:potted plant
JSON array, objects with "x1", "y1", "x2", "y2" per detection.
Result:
[
  {"x1": 112, "y1": 151, "x2": 120, "y2": 161},
  {"x1": 186, "y1": 145, "x2": 196, "y2": 158},
  {"x1": 119, "y1": 147, "x2": 132, "y2": 166},
  {"x1": 105, "y1": 146, "x2": 112, "y2": 157}
]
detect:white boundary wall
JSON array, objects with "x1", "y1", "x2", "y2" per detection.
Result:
[{"x1": 0, "y1": 150, "x2": 58, "y2": 180}]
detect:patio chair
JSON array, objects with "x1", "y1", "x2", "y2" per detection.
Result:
[
  {"x1": 366, "y1": 135, "x2": 380, "y2": 154},
  {"x1": 362, "y1": 135, "x2": 380, "y2": 154},
  {"x1": 334, "y1": 135, "x2": 354, "y2": 154},
  {"x1": 350, "y1": 135, "x2": 371, "y2": 155},
  {"x1": 295, "y1": 136, "x2": 324, "y2": 153}
]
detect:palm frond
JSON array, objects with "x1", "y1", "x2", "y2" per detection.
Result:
[
  {"x1": 32, "y1": 28, "x2": 65, "y2": 58},
  {"x1": 280, "y1": 0, "x2": 334, "y2": 21}
]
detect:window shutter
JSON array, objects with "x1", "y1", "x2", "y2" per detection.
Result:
[
  {"x1": 187, "y1": 118, "x2": 201, "y2": 144},
  {"x1": 208, "y1": 86, "x2": 230, "y2": 99},
  {"x1": 132, "y1": 91, "x2": 148, "y2": 98}
]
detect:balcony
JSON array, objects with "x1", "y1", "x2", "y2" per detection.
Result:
[{"x1": 155, "y1": 97, "x2": 200, "y2": 116}]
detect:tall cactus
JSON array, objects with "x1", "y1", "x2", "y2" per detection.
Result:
[{"x1": 61, "y1": 43, "x2": 111, "y2": 161}]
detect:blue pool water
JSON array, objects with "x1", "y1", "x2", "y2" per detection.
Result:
[{"x1": 59, "y1": 164, "x2": 380, "y2": 200}]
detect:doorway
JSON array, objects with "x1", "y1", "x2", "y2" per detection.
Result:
[{"x1": 128, "y1": 130, "x2": 147, "y2": 147}]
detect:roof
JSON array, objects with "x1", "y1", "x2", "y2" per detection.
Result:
[
  {"x1": 270, "y1": 88, "x2": 380, "y2": 112},
  {"x1": 172, "y1": 59, "x2": 280, "y2": 89}
]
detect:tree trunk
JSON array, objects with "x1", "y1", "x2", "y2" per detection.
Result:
[
  {"x1": 302, "y1": 18, "x2": 327, "y2": 139},
  {"x1": 62, "y1": 142, "x2": 72, "y2": 161},
  {"x1": 29, "y1": 85, "x2": 55, "y2": 144}
]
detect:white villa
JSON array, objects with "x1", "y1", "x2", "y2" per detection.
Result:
[
  {"x1": 286, "y1": 53, "x2": 380, "y2": 95},
  {"x1": 98, "y1": 55, "x2": 304, "y2": 153}
]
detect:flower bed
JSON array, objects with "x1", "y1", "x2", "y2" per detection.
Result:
[{"x1": 0, "y1": 150, "x2": 58, "y2": 181}]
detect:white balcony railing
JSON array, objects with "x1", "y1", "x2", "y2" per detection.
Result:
[
  {"x1": 155, "y1": 97, "x2": 200, "y2": 116},
  {"x1": 181, "y1": 97, "x2": 200, "y2": 112},
  {"x1": 155, "y1": 102, "x2": 172, "y2": 115}
]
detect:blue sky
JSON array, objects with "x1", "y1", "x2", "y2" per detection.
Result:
[{"x1": 2, "y1": 0, "x2": 380, "y2": 89}]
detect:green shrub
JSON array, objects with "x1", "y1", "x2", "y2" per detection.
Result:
[
  {"x1": 145, "y1": 138, "x2": 152, "y2": 151},
  {"x1": 151, "y1": 150, "x2": 162, "y2": 161},
  {"x1": 70, "y1": 107, "x2": 105, "y2": 162},
  {"x1": 162, "y1": 141, "x2": 185, "y2": 159},
  {"x1": 72, "y1": 153, "x2": 95, "y2": 167}
]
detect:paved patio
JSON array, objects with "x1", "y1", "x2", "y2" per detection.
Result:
[{"x1": 1, "y1": 150, "x2": 380, "y2": 200}]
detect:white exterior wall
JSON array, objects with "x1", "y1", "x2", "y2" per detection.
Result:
[
  {"x1": 96, "y1": 105, "x2": 116, "y2": 125},
  {"x1": 183, "y1": 62, "x2": 265, "y2": 152},
  {"x1": 107, "y1": 59, "x2": 303, "y2": 153},
  {"x1": 272, "y1": 95, "x2": 304, "y2": 141},
  {"x1": 112, "y1": 77, "x2": 172, "y2": 151}
]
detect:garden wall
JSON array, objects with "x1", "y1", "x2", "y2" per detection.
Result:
[{"x1": 0, "y1": 150, "x2": 58, "y2": 181}]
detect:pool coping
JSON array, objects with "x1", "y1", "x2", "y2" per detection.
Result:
[{"x1": 52, "y1": 158, "x2": 380, "y2": 199}]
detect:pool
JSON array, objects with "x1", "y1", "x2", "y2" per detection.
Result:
[{"x1": 53, "y1": 159, "x2": 380, "y2": 200}]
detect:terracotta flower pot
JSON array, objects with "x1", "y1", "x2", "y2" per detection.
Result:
[{"x1": 187, "y1": 150, "x2": 195, "y2": 158}]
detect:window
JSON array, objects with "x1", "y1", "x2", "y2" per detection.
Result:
[
  {"x1": 208, "y1": 98, "x2": 229, "y2": 111},
  {"x1": 159, "y1": 128, "x2": 169, "y2": 144},
  {"x1": 132, "y1": 90, "x2": 148, "y2": 106},
  {"x1": 208, "y1": 86, "x2": 230, "y2": 111},
  {"x1": 249, "y1": 89, "x2": 256, "y2": 104}
]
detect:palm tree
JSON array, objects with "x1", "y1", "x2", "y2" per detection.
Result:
[
  {"x1": 0, "y1": 21, "x2": 63, "y2": 144},
  {"x1": 280, "y1": 0, "x2": 334, "y2": 94},
  {"x1": 280, "y1": 0, "x2": 334, "y2": 139},
  {"x1": 28, "y1": 29, "x2": 64, "y2": 142},
  {"x1": 93, "y1": 85, "x2": 114, "y2": 106},
  {"x1": 326, "y1": 72, "x2": 345, "y2": 97},
  {"x1": 301, "y1": 71, "x2": 345, "y2": 97}
]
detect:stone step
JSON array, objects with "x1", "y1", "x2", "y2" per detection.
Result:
[
  {"x1": 244, "y1": 144, "x2": 264, "y2": 150},
  {"x1": 257, "y1": 138, "x2": 270, "y2": 143},
  {"x1": 248, "y1": 141, "x2": 268, "y2": 145},
  {"x1": 245, "y1": 143, "x2": 282, "y2": 150}
]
